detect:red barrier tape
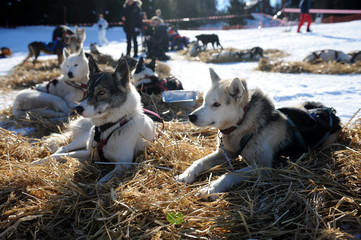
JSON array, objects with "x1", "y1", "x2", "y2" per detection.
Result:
[{"x1": 282, "y1": 8, "x2": 361, "y2": 14}]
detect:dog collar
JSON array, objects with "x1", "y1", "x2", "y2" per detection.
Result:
[{"x1": 220, "y1": 103, "x2": 249, "y2": 135}]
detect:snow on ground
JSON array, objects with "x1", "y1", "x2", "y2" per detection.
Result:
[{"x1": 0, "y1": 20, "x2": 361, "y2": 123}]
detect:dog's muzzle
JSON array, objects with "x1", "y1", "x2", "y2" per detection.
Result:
[{"x1": 74, "y1": 105, "x2": 84, "y2": 115}]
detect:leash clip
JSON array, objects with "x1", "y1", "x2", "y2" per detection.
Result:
[{"x1": 218, "y1": 132, "x2": 235, "y2": 171}]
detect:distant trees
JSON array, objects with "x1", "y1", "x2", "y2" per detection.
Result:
[{"x1": 1, "y1": 0, "x2": 361, "y2": 27}]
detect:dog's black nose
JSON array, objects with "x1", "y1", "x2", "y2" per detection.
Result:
[
  {"x1": 189, "y1": 114, "x2": 197, "y2": 123},
  {"x1": 74, "y1": 105, "x2": 84, "y2": 115},
  {"x1": 68, "y1": 72, "x2": 73, "y2": 78}
]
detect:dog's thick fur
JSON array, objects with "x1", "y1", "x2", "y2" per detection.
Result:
[
  {"x1": 196, "y1": 34, "x2": 223, "y2": 49},
  {"x1": 35, "y1": 56, "x2": 155, "y2": 185},
  {"x1": 133, "y1": 57, "x2": 183, "y2": 95},
  {"x1": 303, "y1": 49, "x2": 351, "y2": 63},
  {"x1": 176, "y1": 68, "x2": 341, "y2": 200},
  {"x1": 13, "y1": 48, "x2": 89, "y2": 118},
  {"x1": 209, "y1": 47, "x2": 264, "y2": 63}
]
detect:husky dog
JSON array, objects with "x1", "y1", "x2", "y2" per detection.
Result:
[
  {"x1": 133, "y1": 57, "x2": 183, "y2": 95},
  {"x1": 52, "y1": 25, "x2": 86, "y2": 54},
  {"x1": 196, "y1": 34, "x2": 223, "y2": 50},
  {"x1": 176, "y1": 68, "x2": 341, "y2": 200},
  {"x1": 22, "y1": 40, "x2": 67, "y2": 66},
  {"x1": 303, "y1": 49, "x2": 351, "y2": 63},
  {"x1": 348, "y1": 50, "x2": 361, "y2": 63},
  {"x1": 237, "y1": 47, "x2": 264, "y2": 60},
  {"x1": 35, "y1": 56, "x2": 155, "y2": 185},
  {"x1": 209, "y1": 47, "x2": 264, "y2": 63},
  {"x1": 13, "y1": 48, "x2": 89, "y2": 118}
]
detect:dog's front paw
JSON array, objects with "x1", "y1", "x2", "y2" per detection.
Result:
[
  {"x1": 196, "y1": 185, "x2": 222, "y2": 201},
  {"x1": 175, "y1": 171, "x2": 195, "y2": 184},
  {"x1": 31, "y1": 158, "x2": 48, "y2": 165}
]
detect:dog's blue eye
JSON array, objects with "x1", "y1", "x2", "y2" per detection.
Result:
[{"x1": 213, "y1": 102, "x2": 221, "y2": 107}]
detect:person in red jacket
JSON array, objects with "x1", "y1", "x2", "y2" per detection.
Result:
[{"x1": 297, "y1": 0, "x2": 312, "y2": 33}]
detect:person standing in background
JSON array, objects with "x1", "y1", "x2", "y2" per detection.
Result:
[
  {"x1": 297, "y1": 0, "x2": 312, "y2": 33},
  {"x1": 97, "y1": 13, "x2": 109, "y2": 46},
  {"x1": 121, "y1": 0, "x2": 143, "y2": 57},
  {"x1": 155, "y1": 9, "x2": 164, "y2": 20}
]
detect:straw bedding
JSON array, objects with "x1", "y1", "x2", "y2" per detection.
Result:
[
  {"x1": 0, "y1": 60, "x2": 360, "y2": 239},
  {"x1": 0, "y1": 115, "x2": 361, "y2": 239},
  {"x1": 257, "y1": 58, "x2": 361, "y2": 74}
]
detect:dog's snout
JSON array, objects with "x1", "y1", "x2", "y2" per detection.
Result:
[
  {"x1": 189, "y1": 114, "x2": 198, "y2": 123},
  {"x1": 68, "y1": 72, "x2": 73, "y2": 78},
  {"x1": 74, "y1": 105, "x2": 84, "y2": 115}
]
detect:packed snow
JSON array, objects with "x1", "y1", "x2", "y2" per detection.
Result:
[{"x1": 0, "y1": 20, "x2": 360, "y2": 123}]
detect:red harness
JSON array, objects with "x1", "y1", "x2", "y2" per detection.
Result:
[{"x1": 220, "y1": 104, "x2": 249, "y2": 135}]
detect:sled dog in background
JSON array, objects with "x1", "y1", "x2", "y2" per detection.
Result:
[
  {"x1": 195, "y1": 34, "x2": 223, "y2": 50},
  {"x1": 13, "y1": 48, "x2": 89, "y2": 118},
  {"x1": 303, "y1": 49, "x2": 351, "y2": 63},
  {"x1": 176, "y1": 68, "x2": 341, "y2": 200},
  {"x1": 133, "y1": 57, "x2": 183, "y2": 95},
  {"x1": 35, "y1": 56, "x2": 155, "y2": 185}
]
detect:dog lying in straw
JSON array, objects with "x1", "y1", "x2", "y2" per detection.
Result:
[
  {"x1": 176, "y1": 68, "x2": 341, "y2": 200},
  {"x1": 13, "y1": 48, "x2": 89, "y2": 118},
  {"x1": 34, "y1": 56, "x2": 155, "y2": 186}
]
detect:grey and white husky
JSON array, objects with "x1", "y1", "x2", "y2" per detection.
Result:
[
  {"x1": 35, "y1": 56, "x2": 155, "y2": 185},
  {"x1": 13, "y1": 48, "x2": 89, "y2": 118},
  {"x1": 176, "y1": 68, "x2": 341, "y2": 200}
]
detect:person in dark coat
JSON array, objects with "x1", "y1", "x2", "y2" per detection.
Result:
[
  {"x1": 121, "y1": 0, "x2": 143, "y2": 57},
  {"x1": 145, "y1": 16, "x2": 170, "y2": 61},
  {"x1": 297, "y1": 0, "x2": 312, "y2": 33}
]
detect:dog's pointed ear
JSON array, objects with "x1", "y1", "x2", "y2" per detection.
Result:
[
  {"x1": 228, "y1": 78, "x2": 247, "y2": 99},
  {"x1": 209, "y1": 68, "x2": 221, "y2": 85},
  {"x1": 75, "y1": 25, "x2": 79, "y2": 31},
  {"x1": 135, "y1": 57, "x2": 143, "y2": 73},
  {"x1": 63, "y1": 48, "x2": 70, "y2": 59},
  {"x1": 88, "y1": 55, "x2": 101, "y2": 76},
  {"x1": 114, "y1": 58, "x2": 130, "y2": 87},
  {"x1": 149, "y1": 57, "x2": 156, "y2": 70}
]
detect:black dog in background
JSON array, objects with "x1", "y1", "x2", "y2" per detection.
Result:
[{"x1": 195, "y1": 34, "x2": 223, "y2": 49}]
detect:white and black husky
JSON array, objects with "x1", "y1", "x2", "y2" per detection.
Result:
[
  {"x1": 133, "y1": 57, "x2": 183, "y2": 95},
  {"x1": 13, "y1": 48, "x2": 89, "y2": 118},
  {"x1": 35, "y1": 56, "x2": 155, "y2": 185},
  {"x1": 176, "y1": 68, "x2": 341, "y2": 200}
]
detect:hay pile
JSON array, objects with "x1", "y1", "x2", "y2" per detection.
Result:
[
  {"x1": 258, "y1": 58, "x2": 361, "y2": 74},
  {"x1": 0, "y1": 59, "x2": 61, "y2": 91},
  {"x1": 1, "y1": 112, "x2": 361, "y2": 239}
]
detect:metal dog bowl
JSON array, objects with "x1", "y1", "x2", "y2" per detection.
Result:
[{"x1": 161, "y1": 90, "x2": 198, "y2": 107}]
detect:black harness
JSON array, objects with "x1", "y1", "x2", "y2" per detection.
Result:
[
  {"x1": 92, "y1": 116, "x2": 130, "y2": 162},
  {"x1": 92, "y1": 109, "x2": 165, "y2": 162}
]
